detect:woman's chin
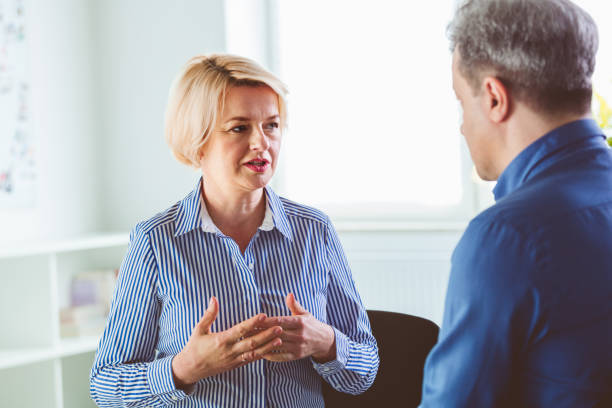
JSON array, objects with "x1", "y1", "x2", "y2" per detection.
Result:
[{"x1": 240, "y1": 175, "x2": 272, "y2": 191}]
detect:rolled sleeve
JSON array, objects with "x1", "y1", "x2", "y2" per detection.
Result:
[
  {"x1": 147, "y1": 355, "x2": 190, "y2": 404},
  {"x1": 312, "y1": 328, "x2": 350, "y2": 376},
  {"x1": 318, "y1": 217, "x2": 379, "y2": 395}
]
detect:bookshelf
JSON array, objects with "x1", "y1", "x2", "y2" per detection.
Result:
[{"x1": 0, "y1": 233, "x2": 129, "y2": 408}]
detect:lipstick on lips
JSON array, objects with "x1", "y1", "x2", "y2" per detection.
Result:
[{"x1": 244, "y1": 158, "x2": 270, "y2": 173}]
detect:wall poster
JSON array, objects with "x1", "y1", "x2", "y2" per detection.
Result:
[{"x1": 0, "y1": 0, "x2": 35, "y2": 209}]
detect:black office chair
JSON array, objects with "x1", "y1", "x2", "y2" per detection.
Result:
[{"x1": 322, "y1": 310, "x2": 439, "y2": 408}]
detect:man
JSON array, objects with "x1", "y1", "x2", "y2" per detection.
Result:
[{"x1": 419, "y1": 0, "x2": 612, "y2": 407}]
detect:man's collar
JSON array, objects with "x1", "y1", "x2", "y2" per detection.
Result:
[
  {"x1": 493, "y1": 119, "x2": 605, "y2": 201},
  {"x1": 174, "y1": 177, "x2": 292, "y2": 240}
]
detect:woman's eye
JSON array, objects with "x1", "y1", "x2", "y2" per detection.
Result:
[
  {"x1": 230, "y1": 125, "x2": 248, "y2": 133},
  {"x1": 266, "y1": 122, "x2": 280, "y2": 130}
]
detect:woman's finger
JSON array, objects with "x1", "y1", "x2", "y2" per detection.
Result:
[
  {"x1": 197, "y1": 296, "x2": 219, "y2": 335},
  {"x1": 253, "y1": 337, "x2": 284, "y2": 359},
  {"x1": 253, "y1": 316, "x2": 301, "y2": 331},
  {"x1": 242, "y1": 316, "x2": 281, "y2": 336},
  {"x1": 227, "y1": 313, "x2": 267, "y2": 342},
  {"x1": 237, "y1": 337, "x2": 283, "y2": 365},
  {"x1": 262, "y1": 350, "x2": 295, "y2": 362},
  {"x1": 234, "y1": 326, "x2": 283, "y2": 354}
]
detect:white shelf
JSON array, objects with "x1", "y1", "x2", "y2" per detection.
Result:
[
  {"x1": 0, "y1": 347, "x2": 58, "y2": 370},
  {"x1": 0, "y1": 232, "x2": 129, "y2": 259},
  {"x1": 58, "y1": 335, "x2": 100, "y2": 358},
  {"x1": 0, "y1": 336, "x2": 100, "y2": 370},
  {"x1": 0, "y1": 233, "x2": 128, "y2": 408}
]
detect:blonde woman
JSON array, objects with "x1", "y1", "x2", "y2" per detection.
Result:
[{"x1": 90, "y1": 54, "x2": 379, "y2": 407}]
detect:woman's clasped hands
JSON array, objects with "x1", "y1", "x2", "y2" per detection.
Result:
[
  {"x1": 172, "y1": 293, "x2": 337, "y2": 391},
  {"x1": 171, "y1": 296, "x2": 283, "y2": 391}
]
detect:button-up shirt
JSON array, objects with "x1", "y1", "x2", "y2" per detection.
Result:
[
  {"x1": 90, "y1": 179, "x2": 379, "y2": 407},
  {"x1": 420, "y1": 119, "x2": 612, "y2": 407}
]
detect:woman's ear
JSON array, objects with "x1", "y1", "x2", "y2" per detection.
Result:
[
  {"x1": 196, "y1": 148, "x2": 205, "y2": 165},
  {"x1": 482, "y1": 76, "x2": 510, "y2": 123}
]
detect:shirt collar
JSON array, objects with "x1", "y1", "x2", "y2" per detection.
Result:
[
  {"x1": 264, "y1": 186, "x2": 293, "y2": 240},
  {"x1": 174, "y1": 178, "x2": 203, "y2": 237},
  {"x1": 174, "y1": 177, "x2": 292, "y2": 240},
  {"x1": 493, "y1": 119, "x2": 605, "y2": 201}
]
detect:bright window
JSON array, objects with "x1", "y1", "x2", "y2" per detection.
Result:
[{"x1": 274, "y1": 1, "x2": 467, "y2": 219}]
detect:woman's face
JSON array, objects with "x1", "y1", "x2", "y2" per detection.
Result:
[{"x1": 200, "y1": 85, "x2": 282, "y2": 195}]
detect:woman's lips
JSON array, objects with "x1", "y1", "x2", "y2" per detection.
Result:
[{"x1": 244, "y1": 159, "x2": 269, "y2": 173}]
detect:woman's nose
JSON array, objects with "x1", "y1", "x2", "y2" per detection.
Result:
[{"x1": 249, "y1": 126, "x2": 270, "y2": 151}]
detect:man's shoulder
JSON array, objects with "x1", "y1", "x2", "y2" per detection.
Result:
[
  {"x1": 482, "y1": 166, "x2": 612, "y2": 234},
  {"x1": 458, "y1": 167, "x2": 612, "y2": 286},
  {"x1": 468, "y1": 195, "x2": 536, "y2": 240}
]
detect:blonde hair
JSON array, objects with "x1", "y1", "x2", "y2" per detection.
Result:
[{"x1": 164, "y1": 54, "x2": 288, "y2": 167}]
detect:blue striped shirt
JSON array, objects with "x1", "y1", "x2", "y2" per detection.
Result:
[{"x1": 90, "y1": 178, "x2": 379, "y2": 407}]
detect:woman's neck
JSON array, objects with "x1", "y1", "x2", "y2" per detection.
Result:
[{"x1": 201, "y1": 178, "x2": 266, "y2": 252}]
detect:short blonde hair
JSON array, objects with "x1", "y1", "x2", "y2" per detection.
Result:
[{"x1": 164, "y1": 54, "x2": 288, "y2": 167}]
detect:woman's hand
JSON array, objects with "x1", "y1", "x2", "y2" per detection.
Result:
[
  {"x1": 171, "y1": 297, "x2": 283, "y2": 391},
  {"x1": 264, "y1": 293, "x2": 336, "y2": 363}
]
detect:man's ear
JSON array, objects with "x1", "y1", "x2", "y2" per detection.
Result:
[{"x1": 481, "y1": 76, "x2": 510, "y2": 123}]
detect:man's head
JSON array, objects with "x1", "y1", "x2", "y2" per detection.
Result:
[{"x1": 449, "y1": 0, "x2": 599, "y2": 180}]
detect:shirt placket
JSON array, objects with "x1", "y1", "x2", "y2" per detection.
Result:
[
  {"x1": 219, "y1": 232, "x2": 267, "y2": 408},
  {"x1": 246, "y1": 232, "x2": 270, "y2": 408}
]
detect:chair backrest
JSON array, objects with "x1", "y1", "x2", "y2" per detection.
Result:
[{"x1": 322, "y1": 310, "x2": 439, "y2": 408}]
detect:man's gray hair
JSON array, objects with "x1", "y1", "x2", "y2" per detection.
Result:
[{"x1": 448, "y1": 0, "x2": 598, "y2": 115}]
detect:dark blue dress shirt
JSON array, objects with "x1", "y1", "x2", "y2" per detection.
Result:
[{"x1": 420, "y1": 119, "x2": 612, "y2": 407}]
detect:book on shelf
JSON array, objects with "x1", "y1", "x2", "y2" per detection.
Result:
[{"x1": 60, "y1": 269, "x2": 118, "y2": 338}]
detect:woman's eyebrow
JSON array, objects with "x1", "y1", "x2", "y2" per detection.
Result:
[
  {"x1": 225, "y1": 116, "x2": 250, "y2": 123},
  {"x1": 225, "y1": 114, "x2": 280, "y2": 123}
]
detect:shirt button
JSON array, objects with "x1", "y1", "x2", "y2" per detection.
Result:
[
  {"x1": 249, "y1": 262, "x2": 254, "y2": 270},
  {"x1": 171, "y1": 396, "x2": 178, "y2": 401},
  {"x1": 322, "y1": 367, "x2": 331, "y2": 372}
]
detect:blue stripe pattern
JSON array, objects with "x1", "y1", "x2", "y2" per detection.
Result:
[{"x1": 90, "y1": 178, "x2": 379, "y2": 407}]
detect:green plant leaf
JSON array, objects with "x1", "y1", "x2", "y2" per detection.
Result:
[{"x1": 594, "y1": 92, "x2": 612, "y2": 129}]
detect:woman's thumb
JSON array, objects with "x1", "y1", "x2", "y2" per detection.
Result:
[
  {"x1": 286, "y1": 293, "x2": 308, "y2": 316},
  {"x1": 197, "y1": 296, "x2": 219, "y2": 334}
]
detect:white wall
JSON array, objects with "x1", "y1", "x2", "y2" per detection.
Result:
[
  {"x1": 95, "y1": 0, "x2": 226, "y2": 231},
  {"x1": 0, "y1": 0, "x2": 101, "y2": 244},
  {"x1": 1, "y1": 0, "x2": 227, "y2": 243},
  {"x1": 340, "y1": 229, "x2": 462, "y2": 326}
]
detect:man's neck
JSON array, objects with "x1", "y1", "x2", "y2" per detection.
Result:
[{"x1": 497, "y1": 108, "x2": 592, "y2": 178}]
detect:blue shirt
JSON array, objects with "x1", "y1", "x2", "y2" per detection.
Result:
[
  {"x1": 90, "y1": 179, "x2": 379, "y2": 407},
  {"x1": 420, "y1": 119, "x2": 612, "y2": 407}
]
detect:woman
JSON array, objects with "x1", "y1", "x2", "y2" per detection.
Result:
[{"x1": 90, "y1": 54, "x2": 378, "y2": 407}]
